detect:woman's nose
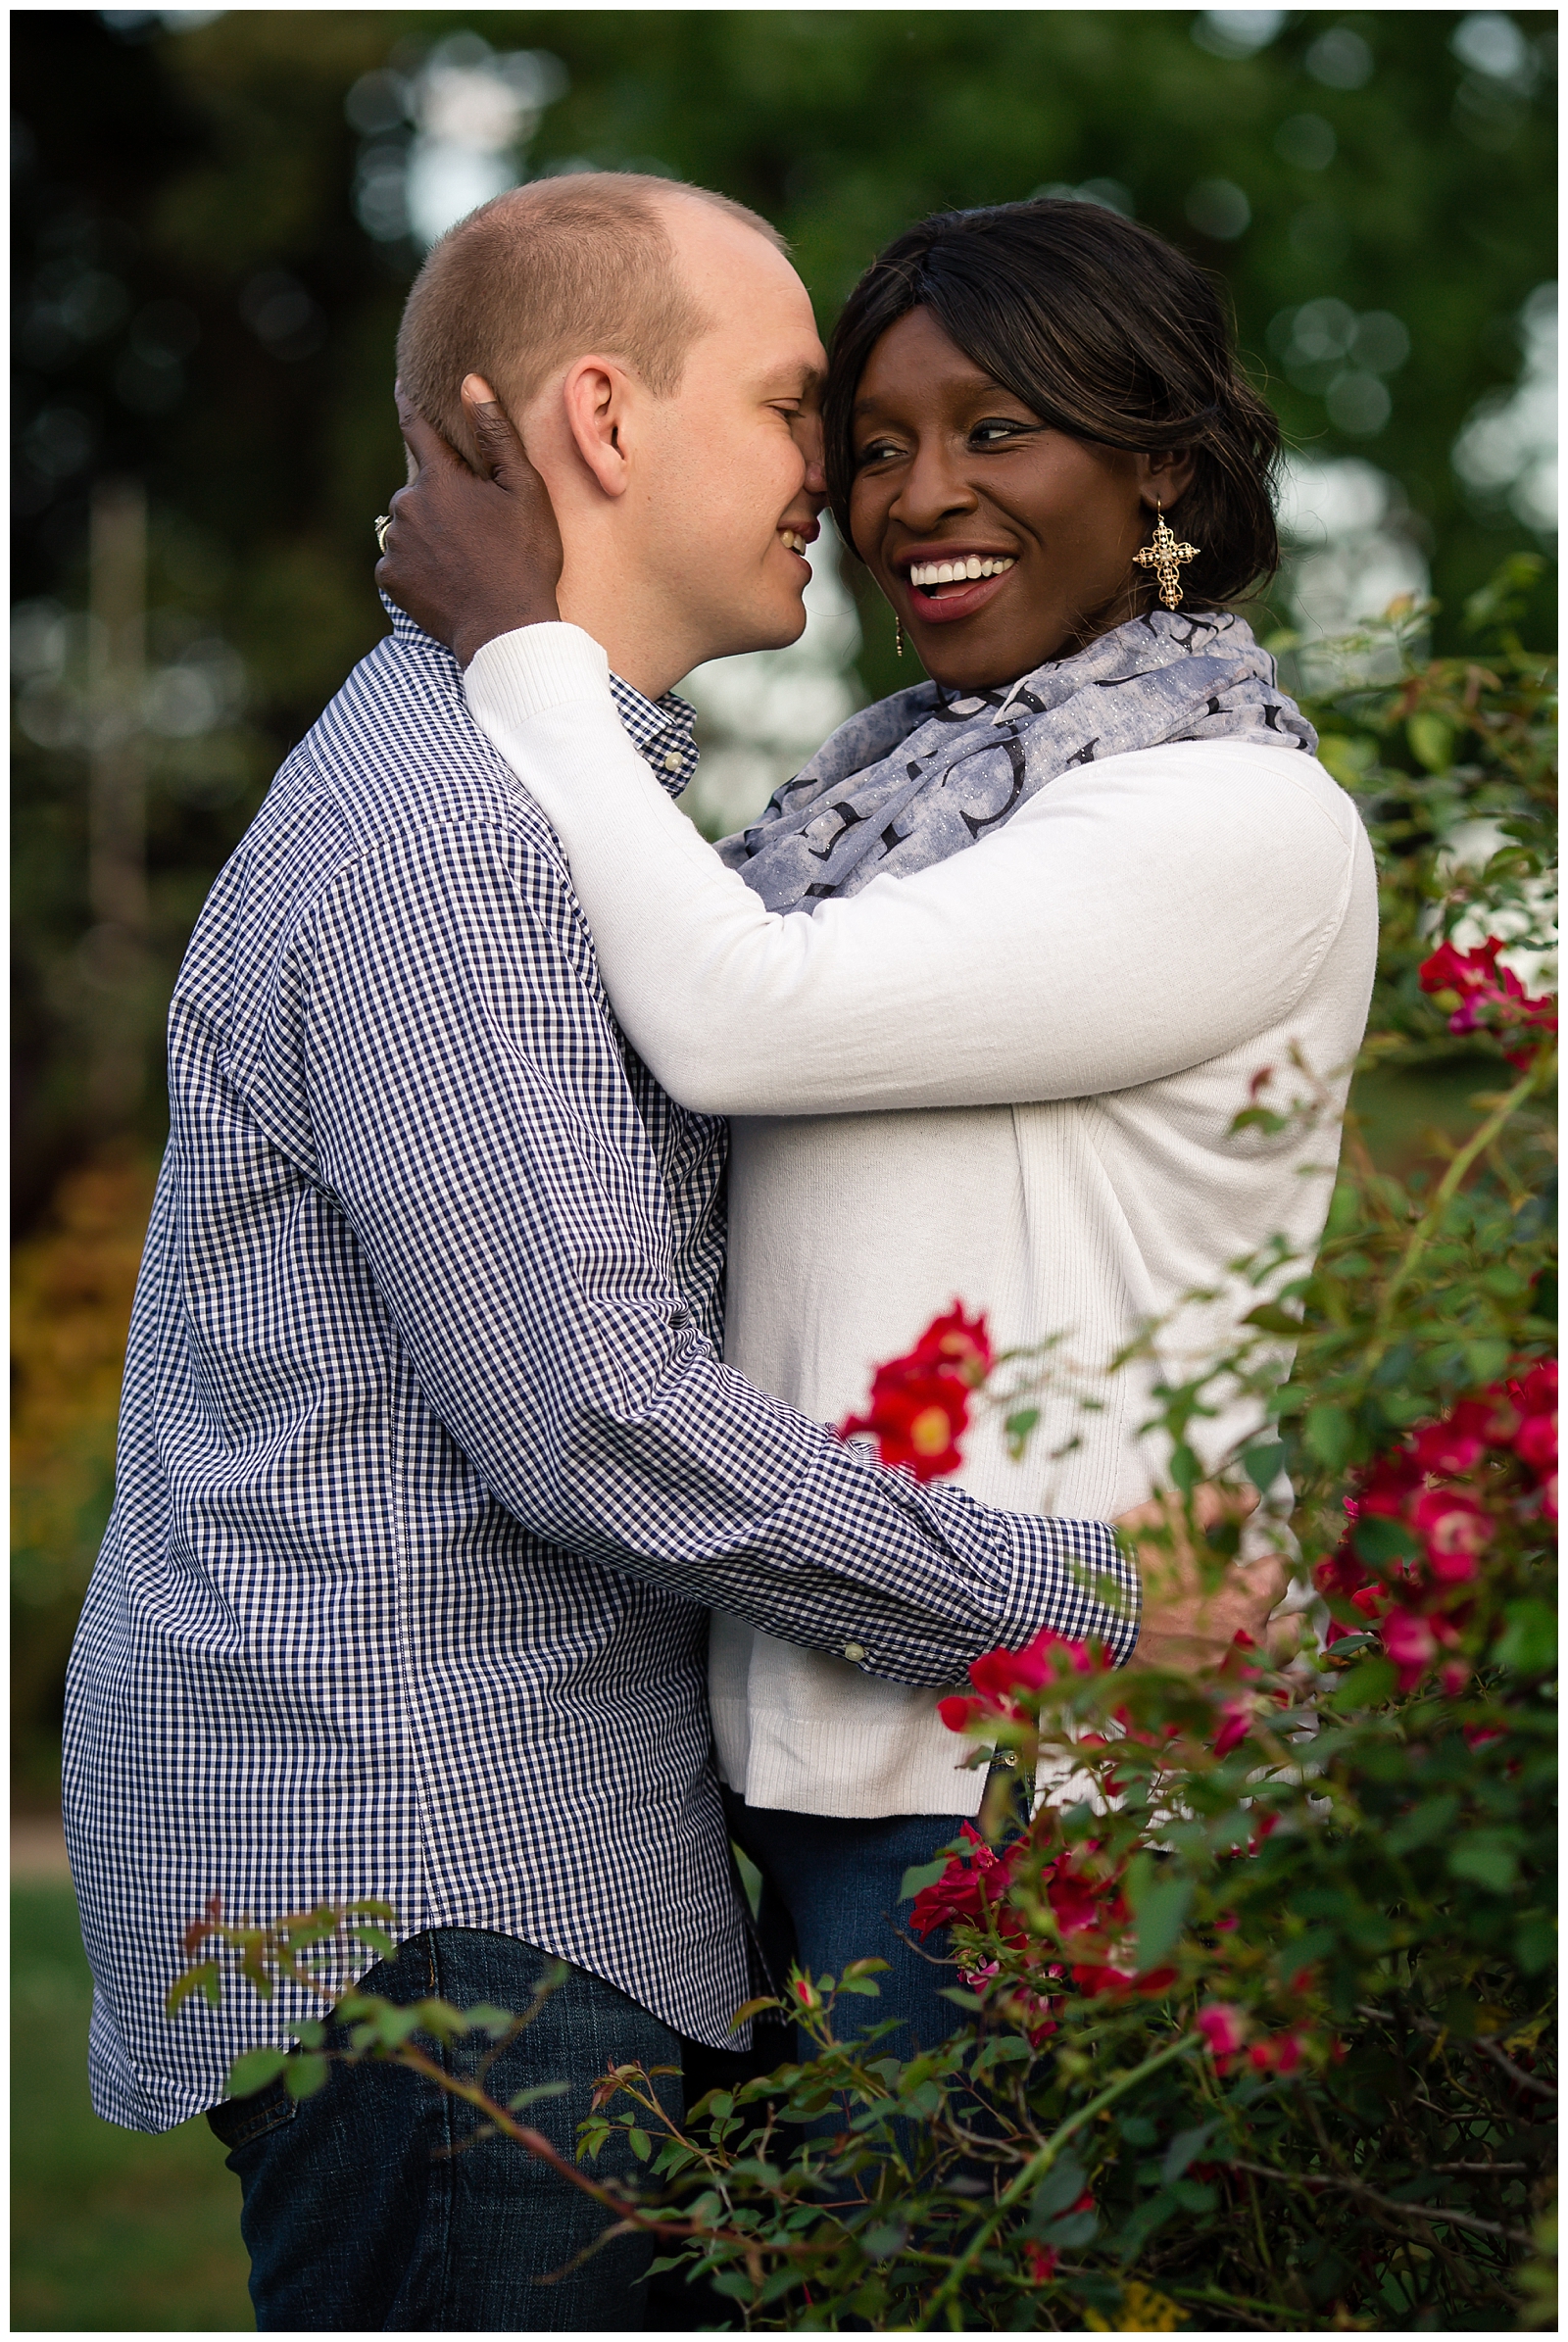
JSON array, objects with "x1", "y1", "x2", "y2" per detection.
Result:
[{"x1": 890, "y1": 439, "x2": 979, "y2": 531}]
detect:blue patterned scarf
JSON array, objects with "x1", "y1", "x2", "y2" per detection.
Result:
[{"x1": 718, "y1": 607, "x2": 1315, "y2": 916}]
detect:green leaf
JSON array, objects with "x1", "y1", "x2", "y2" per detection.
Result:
[
  {"x1": 1027, "y1": 2150, "x2": 1086, "y2": 2229},
  {"x1": 351, "y1": 1926, "x2": 398, "y2": 1959},
  {"x1": 1172, "y1": 2178, "x2": 1218, "y2": 2214},
  {"x1": 627, "y1": 2126, "x2": 652, "y2": 2162},
  {"x1": 1160, "y1": 2122, "x2": 1217, "y2": 2182},
  {"x1": 226, "y1": 2045, "x2": 289, "y2": 2098},
  {"x1": 1515, "y1": 1913, "x2": 1556, "y2": 1974},
  {"x1": 1407, "y1": 711, "x2": 1454, "y2": 772},
  {"x1": 1328, "y1": 1656, "x2": 1396, "y2": 1710},
  {"x1": 1241, "y1": 1440, "x2": 1287, "y2": 1492},
  {"x1": 1495, "y1": 1599, "x2": 1556, "y2": 1675},
  {"x1": 1129, "y1": 1875, "x2": 1193, "y2": 1974},
  {"x1": 1352, "y1": 1513, "x2": 1422, "y2": 1567},
  {"x1": 165, "y1": 1962, "x2": 221, "y2": 2018},
  {"x1": 1038, "y1": 2209, "x2": 1100, "y2": 2250},
  {"x1": 507, "y1": 2079, "x2": 570, "y2": 2112},
  {"x1": 283, "y1": 2052, "x2": 329, "y2": 2099},
  {"x1": 1446, "y1": 1833, "x2": 1520, "y2": 1893},
  {"x1": 1304, "y1": 1403, "x2": 1354, "y2": 1470},
  {"x1": 725, "y1": 1995, "x2": 782, "y2": 2033},
  {"x1": 1384, "y1": 1794, "x2": 1460, "y2": 1856},
  {"x1": 1241, "y1": 1306, "x2": 1303, "y2": 1337},
  {"x1": 899, "y1": 1855, "x2": 953, "y2": 1901},
  {"x1": 462, "y1": 2003, "x2": 519, "y2": 2040},
  {"x1": 1169, "y1": 1441, "x2": 1200, "y2": 1495}
]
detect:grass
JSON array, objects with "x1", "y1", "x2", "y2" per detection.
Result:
[{"x1": 11, "y1": 1880, "x2": 253, "y2": 2331}]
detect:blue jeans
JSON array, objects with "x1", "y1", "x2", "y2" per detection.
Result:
[
  {"x1": 207, "y1": 1927, "x2": 712, "y2": 2331},
  {"x1": 725, "y1": 1792, "x2": 969, "y2": 2057}
]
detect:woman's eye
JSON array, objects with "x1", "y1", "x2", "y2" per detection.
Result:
[
  {"x1": 856, "y1": 439, "x2": 904, "y2": 467},
  {"x1": 971, "y1": 419, "x2": 1033, "y2": 446}
]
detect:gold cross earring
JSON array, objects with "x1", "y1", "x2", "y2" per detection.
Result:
[{"x1": 1135, "y1": 498, "x2": 1200, "y2": 610}]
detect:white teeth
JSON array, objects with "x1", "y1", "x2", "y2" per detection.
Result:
[
  {"x1": 780, "y1": 530, "x2": 808, "y2": 554},
  {"x1": 907, "y1": 556, "x2": 1015, "y2": 587}
]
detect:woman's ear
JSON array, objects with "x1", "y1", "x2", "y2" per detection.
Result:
[
  {"x1": 1137, "y1": 448, "x2": 1199, "y2": 509},
  {"x1": 561, "y1": 356, "x2": 634, "y2": 500}
]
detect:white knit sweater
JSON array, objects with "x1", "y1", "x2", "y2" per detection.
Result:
[{"x1": 466, "y1": 623, "x2": 1378, "y2": 1820}]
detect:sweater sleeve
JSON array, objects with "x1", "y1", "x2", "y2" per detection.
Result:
[{"x1": 466, "y1": 623, "x2": 1360, "y2": 1117}]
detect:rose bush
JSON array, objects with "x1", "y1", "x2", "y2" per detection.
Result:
[{"x1": 169, "y1": 574, "x2": 1555, "y2": 2328}]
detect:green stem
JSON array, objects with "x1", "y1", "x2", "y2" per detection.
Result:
[
  {"x1": 1365, "y1": 1063, "x2": 1540, "y2": 1370},
  {"x1": 910, "y1": 2031, "x2": 1200, "y2": 2330}
]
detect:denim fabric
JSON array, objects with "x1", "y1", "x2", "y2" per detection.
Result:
[
  {"x1": 207, "y1": 1928, "x2": 685, "y2": 2332},
  {"x1": 724, "y1": 1794, "x2": 969, "y2": 2057}
]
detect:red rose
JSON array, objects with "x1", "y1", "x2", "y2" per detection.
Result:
[
  {"x1": 1249, "y1": 2027, "x2": 1305, "y2": 2076},
  {"x1": 910, "y1": 1302, "x2": 994, "y2": 1383},
  {"x1": 1418, "y1": 937, "x2": 1557, "y2": 1068},
  {"x1": 1198, "y1": 2003, "x2": 1248, "y2": 2069},
  {"x1": 1409, "y1": 1395, "x2": 1511, "y2": 1476},
  {"x1": 840, "y1": 1368, "x2": 969, "y2": 1482},
  {"x1": 1381, "y1": 1606, "x2": 1439, "y2": 1689},
  {"x1": 1514, "y1": 1411, "x2": 1557, "y2": 1475},
  {"x1": 1412, "y1": 1487, "x2": 1493, "y2": 1582},
  {"x1": 837, "y1": 1304, "x2": 994, "y2": 1483},
  {"x1": 1212, "y1": 1699, "x2": 1254, "y2": 1758}
]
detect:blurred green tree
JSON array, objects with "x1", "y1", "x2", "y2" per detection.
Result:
[{"x1": 12, "y1": 7, "x2": 1556, "y2": 1207}]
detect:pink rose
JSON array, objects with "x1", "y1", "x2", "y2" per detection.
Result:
[{"x1": 1381, "y1": 1606, "x2": 1439, "y2": 1689}]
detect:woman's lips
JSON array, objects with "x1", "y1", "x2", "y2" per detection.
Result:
[{"x1": 905, "y1": 565, "x2": 1014, "y2": 626}]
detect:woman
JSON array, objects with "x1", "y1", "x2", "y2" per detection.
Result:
[{"x1": 387, "y1": 199, "x2": 1376, "y2": 2052}]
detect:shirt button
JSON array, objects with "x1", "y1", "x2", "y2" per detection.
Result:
[
  {"x1": 842, "y1": 1641, "x2": 866, "y2": 1662},
  {"x1": 663, "y1": 750, "x2": 684, "y2": 771}
]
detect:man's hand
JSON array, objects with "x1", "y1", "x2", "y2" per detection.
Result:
[
  {"x1": 374, "y1": 374, "x2": 564, "y2": 666},
  {"x1": 1113, "y1": 1482, "x2": 1287, "y2": 1673}
]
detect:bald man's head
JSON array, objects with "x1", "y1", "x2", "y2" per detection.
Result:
[{"x1": 396, "y1": 171, "x2": 787, "y2": 461}]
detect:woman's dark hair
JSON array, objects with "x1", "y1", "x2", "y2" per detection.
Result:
[{"x1": 824, "y1": 199, "x2": 1280, "y2": 610}]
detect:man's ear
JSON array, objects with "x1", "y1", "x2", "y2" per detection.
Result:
[{"x1": 561, "y1": 356, "x2": 635, "y2": 500}]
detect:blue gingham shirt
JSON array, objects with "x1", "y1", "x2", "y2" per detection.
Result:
[{"x1": 63, "y1": 606, "x2": 1136, "y2": 2131}]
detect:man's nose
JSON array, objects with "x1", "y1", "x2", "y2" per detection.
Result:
[{"x1": 795, "y1": 411, "x2": 827, "y2": 501}]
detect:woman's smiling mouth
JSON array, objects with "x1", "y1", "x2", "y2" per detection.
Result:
[{"x1": 899, "y1": 549, "x2": 1018, "y2": 624}]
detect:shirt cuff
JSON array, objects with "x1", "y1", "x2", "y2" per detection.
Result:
[
  {"x1": 1012, "y1": 1517, "x2": 1143, "y2": 1668},
  {"x1": 466, "y1": 621, "x2": 612, "y2": 735}
]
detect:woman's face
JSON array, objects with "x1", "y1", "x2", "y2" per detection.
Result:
[{"x1": 847, "y1": 307, "x2": 1193, "y2": 694}]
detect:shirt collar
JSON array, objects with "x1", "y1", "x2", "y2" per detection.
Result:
[
  {"x1": 609, "y1": 671, "x2": 699, "y2": 802},
  {"x1": 380, "y1": 598, "x2": 700, "y2": 803}
]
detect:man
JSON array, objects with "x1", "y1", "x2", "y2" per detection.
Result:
[{"x1": 65, "y1": 171, "x2": 1276, "y2": 2331}]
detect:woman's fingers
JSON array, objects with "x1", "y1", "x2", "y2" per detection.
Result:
[
  {"x1": 374, "y1": 376, "x2": 564, "y2": 664},
  {"x1": 393, "y1": 382, "x2": 464, "y2": 482},
  {"x1": 459, "y1": 374, "x2": 528, "y2": 485}
]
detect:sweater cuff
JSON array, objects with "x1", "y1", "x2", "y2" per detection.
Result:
[{"x1": 466, "y1": 622, "x2": 612, "y2": 735}]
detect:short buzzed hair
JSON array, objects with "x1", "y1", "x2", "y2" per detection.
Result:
[{"x1": 397, "y1": 171, "x2": 787, "y2": 460}]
